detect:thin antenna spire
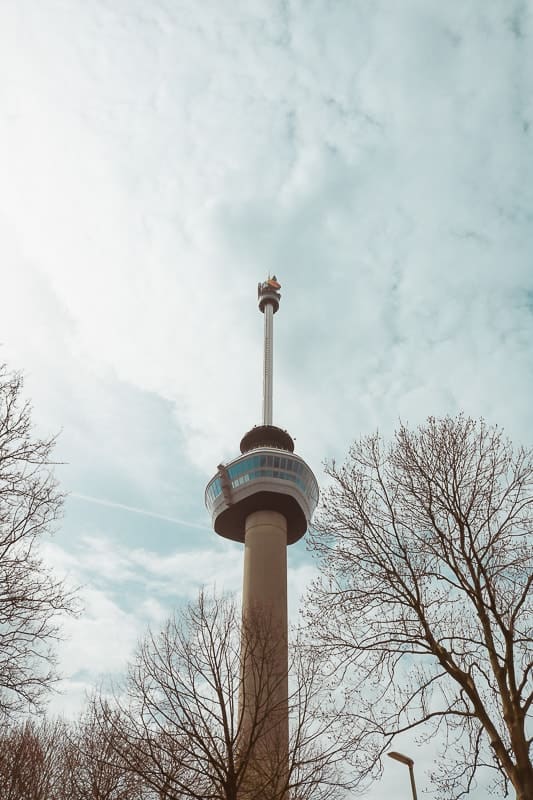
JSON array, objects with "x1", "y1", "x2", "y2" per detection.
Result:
[
  {"x1": 263, "y1": 303, "x2": 274, "y2": 424},
  {"x1": 257, "y1": 276, "x2": 281, "y2": 425}
]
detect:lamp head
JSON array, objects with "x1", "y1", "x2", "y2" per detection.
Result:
[{"x1": 388, "y1": 751, "x2": 414, "y2": 767}]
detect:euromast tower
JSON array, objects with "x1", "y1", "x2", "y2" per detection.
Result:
[{"x1": 205, "y1": 277, "x2": 319, "y2": 788}]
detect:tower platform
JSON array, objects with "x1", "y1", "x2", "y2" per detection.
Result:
[{"x1": 205, "y1": 434, "x2": 318, "y2": 544}]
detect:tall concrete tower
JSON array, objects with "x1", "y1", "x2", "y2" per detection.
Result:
[{"x1": 205, "y1": 277, "x2": 319, "y2": 794}]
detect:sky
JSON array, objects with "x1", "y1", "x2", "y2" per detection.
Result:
[{"x1": 1, "y1": 1, "x2": 532, "y2": 797}]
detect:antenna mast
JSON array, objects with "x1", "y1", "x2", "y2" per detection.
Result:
[{"x1": 257, "y1": 276, "x2": 281, "y2": 425}]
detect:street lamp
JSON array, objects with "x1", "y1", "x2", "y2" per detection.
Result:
[{"x1": 387, "y1": 751, "x2": 418, "y2": 800}]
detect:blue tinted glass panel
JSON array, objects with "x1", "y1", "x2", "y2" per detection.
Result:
[{"x1": 213, "y1": 455, "x2": 318, "y2": 511}]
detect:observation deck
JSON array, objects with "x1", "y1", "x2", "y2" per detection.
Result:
[{"x1": 205, "y1": 425, "x2": 319, "y2": 545}]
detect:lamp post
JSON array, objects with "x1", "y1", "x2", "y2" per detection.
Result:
[{"x1": 387, "y1": 751, "x2": 418, "y2": 800}]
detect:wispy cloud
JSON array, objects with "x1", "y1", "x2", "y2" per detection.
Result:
[{"x1": 70, "y1": 492, "x2": 211, "y2": 530}]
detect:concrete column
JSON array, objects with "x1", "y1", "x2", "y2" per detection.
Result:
[{"x1": 240, "y1": 510, "x2": 288, "y2": 797}]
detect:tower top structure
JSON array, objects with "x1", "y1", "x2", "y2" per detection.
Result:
[
  {"x1": 257, "y1": 275, "x2": 281, "y2": 314},
  {"x1": 205, "y1": 276, "x2": 318, "y2": 544}
]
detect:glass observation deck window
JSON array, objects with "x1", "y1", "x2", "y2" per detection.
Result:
[{"x1": 205, "y1": 452, "x2": 319, "y2": 508}]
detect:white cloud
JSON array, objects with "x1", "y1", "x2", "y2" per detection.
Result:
[
  {"x1": 2, "y1": 2, "x2": 532, "y2": 480},
  {"x1": 58, "y1": 585, "x2": 140, "y2": 676},
  {"x1": 43, "y1": 531, "x2": 315, "y2": 721}
]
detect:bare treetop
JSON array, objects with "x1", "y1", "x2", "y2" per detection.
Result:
[
  {"x1": 307, "y1": 415, "x2": 532, "y2": 800},
  {"x1": 0, "y1": 365, "x2": 77, "y2": 717},
  {"x1": 96, "y1": 591, "x2": 351, "y2": 800}
]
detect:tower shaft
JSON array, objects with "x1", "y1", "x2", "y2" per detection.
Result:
[{"x1": 241, "y1": 510, "x2": 288, "y2": 797}]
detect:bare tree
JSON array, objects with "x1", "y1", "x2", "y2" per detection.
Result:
[
  {"x1": 61, "y1": 701, "x2": 145, "y2": 800},
  {"x1": 306, "y1": 415, "x2": 533, "y2": 800},
  {"x1": 97, "y1": 592, "x2": 349, "y2": 800},
  {"x1": 0, "y1": 365, "x2": 76, "y2": 716},
  {"x1": 0, "y1": 716, "x2": 68, "y2": 800},
  {"x1": 0, "y1": 709, "x2": 146, "y2": 800}
]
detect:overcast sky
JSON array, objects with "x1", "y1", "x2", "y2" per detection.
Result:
[{"x1": 1, "y1": 2, "x2": 532, "y2": 797}]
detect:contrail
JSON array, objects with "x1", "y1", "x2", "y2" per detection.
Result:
[{"x1": 70, "y1": 492, "x2": 211, "y2": 530}]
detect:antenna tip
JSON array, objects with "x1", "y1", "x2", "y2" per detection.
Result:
[{"x1": 258, "y1": 276, "x2": 281, "y2": 313}]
